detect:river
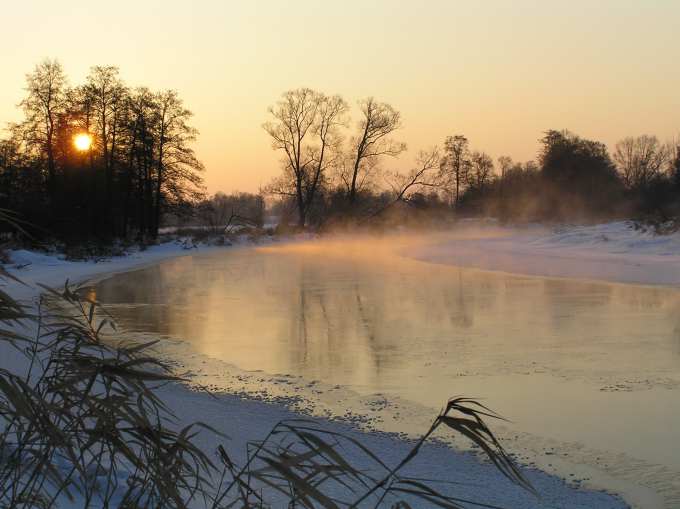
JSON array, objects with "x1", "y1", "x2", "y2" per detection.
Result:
[{"x1": 89, "y1": 235, "x2": 680, "y2": 508}]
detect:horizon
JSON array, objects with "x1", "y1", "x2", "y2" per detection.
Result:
[{"x1": 2, "y1": 0, "x2": 679, "y2": 194}]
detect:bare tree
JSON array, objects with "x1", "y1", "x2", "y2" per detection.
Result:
[
  {"x1": 469, "y1": 151, "x2": 494, "y2": 189},
  {"x1": 2, "y1": 60, "x2": 205, "y2": 240},
  {"x1": 307, "y1": 93, "x2": 348, "y2": 210},
  {"x1": 264, "y1": 88, "x2": 347, "y2": 227},
  {"x1": 84, "y1": 66, "x2": 127, "y2": 230},
  {"x1": 122, "y1": 87, "x2": 157, "y2": 236},
  {"x1": 672, "y1": 142, "x2": 680, "y2": 187},
  {"x1": 439, "y1": 135, "x2": 470, "y2": 207},
  {"x1": 344, "y1": 98, "x2": 406, "y2": 204},
  {"x1": 198, "y1": 192, "x2": 264, "y2": 232},
  {"x1": 497, "y1": 156, "x2": 512, "y2": 180},
  {"x1": 84, "y1": 66, "x2": 126, "y2": 169},
  {"x1": 389, "y1": 148, "x2": 441, "y2": 203},
  {"x1": 371, "y1": 148, "x2": 441, "y2": 217},
  {"x1": 19, "y1": 59, "x2": 68, "y2": 199},
  {"x1": 613, "y1": 135, "x2": 672, "y2": 189},
  {"x1": 153, "y1": 90, "x2": 204, "y2": 236}
]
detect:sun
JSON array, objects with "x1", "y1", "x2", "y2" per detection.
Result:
[{"x1": 73, "y1": 133, "x2": 92, "y2": 152}]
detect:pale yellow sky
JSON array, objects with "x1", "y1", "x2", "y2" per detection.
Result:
[{"x1": 1, "y1": 0, "x2": 679, "y2": 193}]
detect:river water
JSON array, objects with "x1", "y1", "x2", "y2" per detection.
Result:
[{"x1": 90, "y1": 235, "x2": 680, "y2": 508}]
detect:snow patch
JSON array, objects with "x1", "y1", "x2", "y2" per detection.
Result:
[{"x1": 407, "y1": 221, "x2": 680, "y2": 286}]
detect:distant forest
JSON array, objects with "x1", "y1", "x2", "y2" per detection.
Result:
[{"x1": 2, "y1": 63, "x2": 680, "y2": 243}]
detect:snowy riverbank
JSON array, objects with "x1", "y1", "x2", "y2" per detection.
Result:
[
  {"x1": 4, "y1": 239, "x2": 240, "y2": 302},
  {"x1": 1, "y1": 225, "x2": 663, "y2": 507},
  {"x1": 407, "y1": 221, "x2": 680, "y2": 286}
]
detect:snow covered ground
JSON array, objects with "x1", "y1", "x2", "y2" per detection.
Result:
[
  {"x1": 3, "y1": 223, "x2": 671, "y2": 507},
  {"x1": 5, "y1": 241, "x2": 208, "y2": 302},
  {"x1": 408, "y1": 221, "x2": 680, "y2": 286}
]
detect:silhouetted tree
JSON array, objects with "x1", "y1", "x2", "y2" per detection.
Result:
[
  {"x1": 152, "y1": 90, "x2": 204, "y2": 236},
  {"x1": 497, "y1": 156, "x2": 512, "y2": 180},
  {"x1": 469, "y1": 151, "x2": 494, "y2": 190},
  {"x1": 0, "y1": 61, "x2": 204, "y2": 241},
  {"x1": 439, "y1": 135, "x2": 470, "y2": 208},
  {"x1": 343, "y1": 98, "x2": 405, "y2": 204},
  {"x1": 387, "y1": 148, "x2": 441, "y2": 204},
  {"x1": 672, "y1": 143, "x2": 680, "y2": 189},
  {"x1": 264, "y1": 88, "x2": 347, "y2": 227},
  {"x1": 17, "y1": 59, "x2": 68, "y2": 202},
  {"x1": 195, "y1": 192, "x2": 265, "y2": 231},
  {"x1": 539, "y1": 130, "x2": 623, "y2": 218},
  {"x1": 82, "y1": 66, "x2": 128, "y2": 233},
  {"x1": 613, "y1": 135, "x2": 672, "y2": 190}
]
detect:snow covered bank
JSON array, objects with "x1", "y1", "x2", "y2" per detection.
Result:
[
  {"x1": 3, "y1": 235, "x2": 286, "y2": 303},
  {"x1": 5, "y1": 241, "x2": 216, "y2": 301},
  {"x1": 407, "y1": 221, "x2": 680, "y2": 286},
  {"x1": 155, "y1": 383, "x2": 630, "y2": 509}
]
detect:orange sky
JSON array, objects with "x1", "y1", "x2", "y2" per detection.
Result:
[{"x1": 1, "y1": 0, "x2": 679, "y2": 193}]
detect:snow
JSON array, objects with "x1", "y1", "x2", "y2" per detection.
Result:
[
  {"x1": 5, "y1": 241, "x2": 208, "y2": 302},
  {"x1": 0, "y1": 226, "x2": 655, "y2": 508},
  {"x1": 407, "y1": 221, "x2": 680, "y2": 286},
  {"x1": 155, "y1": 384, "x2": 631, "y2": 509}
]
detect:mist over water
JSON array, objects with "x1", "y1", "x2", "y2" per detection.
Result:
[{"x1": 91, "y1": 233, "x2": 680, "y2": 508}]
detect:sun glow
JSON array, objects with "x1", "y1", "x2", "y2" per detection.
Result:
[{"x1": 74, "y1": 133, "x2": 92, "y2": 152}]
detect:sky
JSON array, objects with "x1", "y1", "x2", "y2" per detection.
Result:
[{"x1": 1, "y1": 0, "x2": 679, "y2": 194}]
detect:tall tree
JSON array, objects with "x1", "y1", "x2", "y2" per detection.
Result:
[
  {"x1": 469, "y1": 151, "x2": 494, "y2": 189},
  {"x1": 264, "y1": 88, "x2": 346, "y2": 227},
  {"x1": 497, "y1": 156, "x2": 512, "y2": 180},
  {"x1": 152, "y1": 90, "x2": 204, "y2": 236},
  {"x1": 344, "y1": 98, "x2": 405, "y2": 204},
  {"x1": 84, "y1": 66, "x2": 127, "y2": 232},
  {"x1": 386, "y1": 148, "x2": 441, "y2": 205},
  {"x1": 613, "y1": 135, "x2": 672, "y2": 190},
  {"x1": 672, "y1": 143, "x2": 680, "y2": 189},
  {"x1": 439, "y1": 135, "x2": 470, "y2": 207},
  {"x1": 2, "y1": 61, "x2": 205, "y2": 240},
  {"x1": 497, "y1": 155, "x2": 513, "y2": 202},
  {"x1": 540, "y1": 129, "x2": 622, "y2": 217},
  {"x1": 19, "y1": 59, "x2": 68, "y2": 201},
  {"x1": 124, "y1": 87, "x2": 156, "y2": 236}
]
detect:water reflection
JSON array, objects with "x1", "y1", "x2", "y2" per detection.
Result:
[{"x1": 91, "y1": 241, "x2": 680, "y2": 392}]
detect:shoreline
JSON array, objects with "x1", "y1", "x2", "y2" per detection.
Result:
[
  {"x1": 404, "y1": 221, "x2": 680, "y2": 287},
  {"x1": 5, "y1": 239, "x2": 250, "y2": 302},
  {"x1": 153, "y1": 376, "x2": 634, "y2": 509}
]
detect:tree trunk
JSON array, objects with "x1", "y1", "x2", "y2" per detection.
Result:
[
  {"x1": 349, "y1": 123, "x2": 369, "y2": 204},
  {"x1": 46, "y1": 142, "x2": 55, "y2": 200},
  {"x1": 122, "y1": 129, "x2": 137, "y2": 238},
  {"x1": 153, "y1": 168, "x2": 162, "y2": 238},
  {"x1": 296, "y1": 175, "x2": 306, "y2": 228},
  {"x1": 153, "y1": 126, "x2": 165, "y2": 238}
]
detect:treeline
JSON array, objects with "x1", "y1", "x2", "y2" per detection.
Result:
[
  {"x1": 263, "y1": 87, "x2": 680, "y2": 228},
  {"x1": 0, "y1": 60, "x2": 204, "y2": 241},
  {"x1": 3, "y1": 71, "x2": 680, "y2": 241},
  {"x1": 458, "y1": 131, "x2": 680, "y2": 223},
  {"x1": 165, "y1": 192, "x2": 265, "y2": 231}
]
